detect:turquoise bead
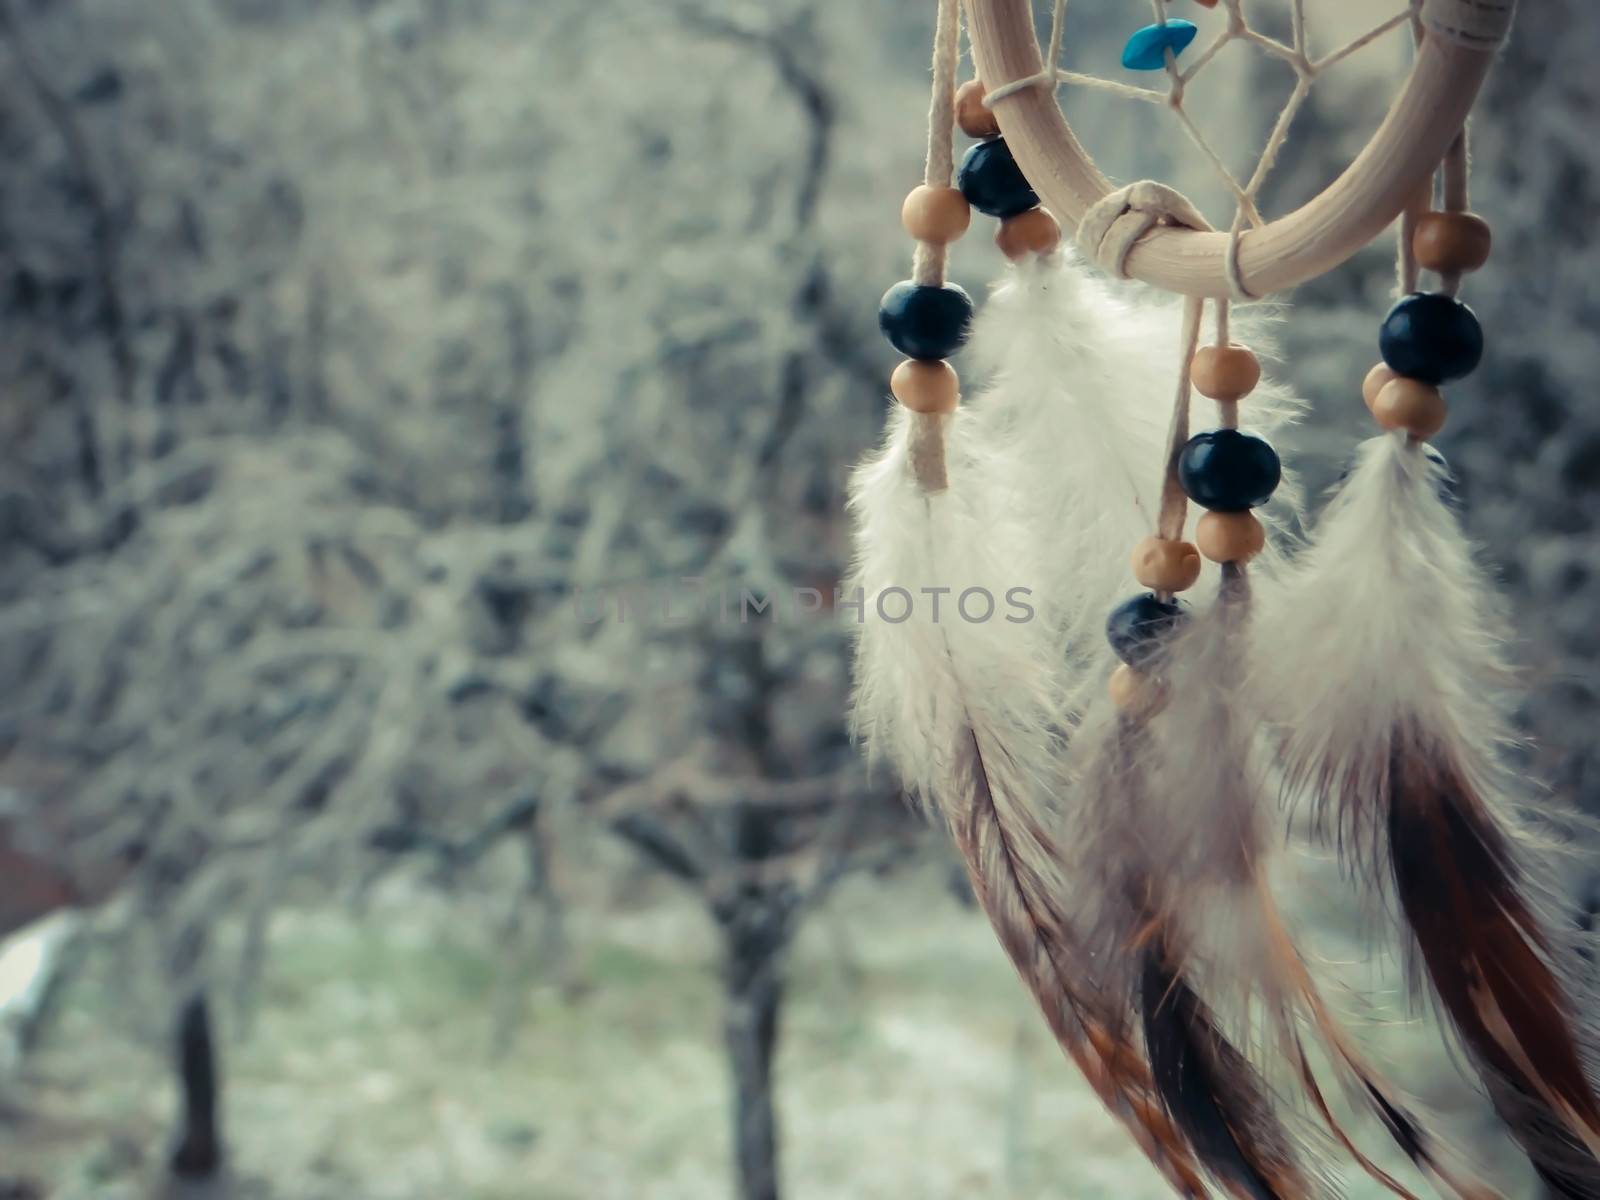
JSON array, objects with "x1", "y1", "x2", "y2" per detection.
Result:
[{"x1": 1121, "y1": 20, "x2": 1198, "y2": 71}]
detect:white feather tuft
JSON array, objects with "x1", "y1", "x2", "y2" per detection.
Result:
[
  {"x1": 845, "y1": 405, "x2": 1065, "y2": 815},
  {"x1": 962, "y1": 252, "x2": 1305, "y2": 663},
  {"x1": 1251, "y1": 432, "x2": 1600, "y2": 1192},
  {"x1": 1249, "y1": 433, "x2": 1518, "y2": 852}
]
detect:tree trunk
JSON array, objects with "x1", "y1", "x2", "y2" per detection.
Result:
[
  {"x1": 720, "y1": 897, "x2": 791, "y2": 1200},
  {"x1": 168, "y1": 990, "x2": 223, "y2": 1179}
]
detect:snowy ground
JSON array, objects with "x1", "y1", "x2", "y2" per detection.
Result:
[{"x1": 0, "y1": 863, "x2": 1533, "y2": 1200}]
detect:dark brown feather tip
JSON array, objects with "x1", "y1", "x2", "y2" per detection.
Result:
[
  {"x1": 1139, "y1": 950, "x2": 1299, "y2": 1200},
  {"x1": 1361, "y1": 1080, "x2": 1429, "y2": 1169},
  {"x1": 1388, "y1": 749, "x2": 1600, "y2": 1185}
]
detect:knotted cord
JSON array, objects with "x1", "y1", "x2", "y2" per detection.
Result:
[
  {"x1": 1435, "y1": 128, "x2": 1471, "y2": 298},
  {"x1": 1077, "y1": 181, "x2": 1209, "y2": 282},
  {"x1": 1156, "y1": 296, "x2": 1205, "y2": 544}
]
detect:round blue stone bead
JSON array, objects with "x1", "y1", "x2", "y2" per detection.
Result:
[
  {"x1": 1121, "y1": 20, "x2": 1199, "y2": 71},
  {"x1": 1106, "y1": 593, "x2": 1187, "y2": 668},
  {"x1": 878, "y1": 280, "x2": 974, "y2": 361},
  {"x1": 1177, "y1": 429, "x2": 1281, "y2": 511},
  {"x1": 1379, "y1": 293, "x2": 1483, "y2": 385},
  {"x1": 957, "y1": 138, "x2": 1038, "y2": 219}
]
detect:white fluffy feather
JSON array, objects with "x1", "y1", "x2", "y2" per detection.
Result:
[
  {"x1": 1250, "y1": 432, "x2": 1600, "y2": 1192},
  {"x1": 846, "y1": 406, "x2": 1064, "y2": 811},
  {"x1": 845, "y1": 408, "x2": 1220, "y2": 1196},
  {"x1": 1248, "y1": 433, "x2": 1515, "y2": 849},
  {"x1": 963, "y1": 253, "x2": 1304, "y2": 663},
  {"x1": 1065, "y1": 581, "x2": 1286, "y2": 1009}
]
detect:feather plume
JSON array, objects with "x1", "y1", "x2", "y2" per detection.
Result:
[
  {"x1": 962, "y1": 254, "x2": 1302, "y2": 659},
  {"x1": 847, "y1": 405, "x2": 1212, "y2": 1196},
  {"x1": 1140, "y1": 943, "x2": 1311, "y2": 1200},
  {"x1": 1065, "y1": 579, "x2": 1319, "y2": 1200},
  {"x1": 1122, "y1": 581, "x2": 1340, "y2": 1199},
  {"x1": 850, "y1": 257, "x2": 1487, "y2": 1198},
  {"x1": 1068, "y1": 696, "x2": 1322, "y2": 1200},
  {"x1": 1095, "y1": 565, "x2": 1493, "y2": 1199},
  {"x1": 1253, "y1": 432, "x2": 1600, "y2": 1191},
  {"x1": 847, "y1": 404, "x2": 1060, "y2": 803}
]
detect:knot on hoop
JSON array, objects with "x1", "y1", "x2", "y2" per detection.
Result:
[
  {"x1": 1076, "y1": 181, "x2": 1211, "y2": 279},
  {"x1": 1421, "y1": 0, "x2": 1515, "y2": 50}
]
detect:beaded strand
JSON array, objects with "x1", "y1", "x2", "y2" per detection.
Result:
[
  {"x1": 1364, "y1": 126, "x2": 1489, "y2": 442},
  {"x1": 1184, "y1": 311, "x2": 1277, "y2": 568},
  {"x1": 878, "y1": 0, "x2": 969, "y2": 492},
  {"x1": 954, "y1": 79, "x2": 1063, "y2": 262},
  {"x1": 1107, "y1": 301, "x2": 1281, "y2": 709},
  {"x1": 880, "y1": 47, "x2": 1073, "y2": 489}
]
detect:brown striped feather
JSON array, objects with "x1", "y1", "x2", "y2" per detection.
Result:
[
  {"x1": 1254, "y1": 876, "x2": 1500, "y2": 1200},
  {"x1": 946, "y1": 729, "x2": 1214, "y2": 1198},
  {"x1": 1138, "y1": 940, "x2": 1313, "y2": 1200},
  {"x1": 1388, "y1": 745, "x2": 1600, "y2": 1194}
]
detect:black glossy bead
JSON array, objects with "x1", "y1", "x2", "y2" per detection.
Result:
[
  {"x1": 878, "y1": 280, "x2": 974, "y2": 361},
  {"x1": 1177, "y1": 429, "x2": 1281, "y2": 511},
  {"x1": 1106, "y1": 593, "x2": 1187, "y2": 668},
  {"x1": 957, "y1": 138, "x2": 1038, "y2": 219},
  {"x1": 1379, "y1": 293, "x2": 1483, "y2": 385}
]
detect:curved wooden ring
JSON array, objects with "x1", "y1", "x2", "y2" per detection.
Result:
[{"x1": 964, "y1": 0, "x2": 1497, "y2": 298}]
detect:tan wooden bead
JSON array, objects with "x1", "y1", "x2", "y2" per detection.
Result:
[
  {"x1": 1372, "y1": 376, "x2": 1447, "y2": 438},
  {"x1": 890, "y1": 359, "x2": 960, "y2": 414},
  {"x1": 1414, "y1": 211, "x2": 1492, "y2": 274},
  {"x1": 901, "y1": 185, "x2": 971, "y2": 245},
  {"x1": 1190, "y1": 345, "x2": 1262, "y2": 402},
  {"x1": 995, "y1": 207, "x2": 1061, "y2": 260},
  {"x1": 955, "y1": 80, "x2": 1000, "y2": 139},
  {"x1": 1109, "y1": 665, "x2": 1168, "y2": 714},
  {"x1": 1130, "y1": 536, "x2": 1202, "y2": 593},
  {"x1": 1195, "y1": 511, "x2": 1265, "y2": 564},
  {"x1": 1109, "y1": 664, "x2": 1157, "y2": 711},
  {"x1": 1362, "y1": 362, "x2": 1397, "y2": 409}
]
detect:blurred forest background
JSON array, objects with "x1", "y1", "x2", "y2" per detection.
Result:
[{"x1": 0, "y1": 0, "x2": 1596, "y2": 1197}]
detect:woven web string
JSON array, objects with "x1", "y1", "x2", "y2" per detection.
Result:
[{"x1": 986, "y1": 0, "x2": 1429, "y2": 299}]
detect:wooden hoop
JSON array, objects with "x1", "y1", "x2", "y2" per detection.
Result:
[{"x1": 964, "y1": 0, "x2": 1497, "y2": 298}]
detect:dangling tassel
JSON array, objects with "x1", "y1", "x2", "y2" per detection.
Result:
[
  {"x1": 1055, "y1": 298, "x2": 1329, "y2": 1200},
  {"x1": 1091, "y1": 579, "x2": 1491, "y2": 1200},
  {"x1": 1249, "y1": 124, "x2": 1597, "y2": 1192},
  {"x1": 1070, "y1": 696, "x2": 1323, "y2": 1200},
  {"x1": 1255, "y1": 432, "x2": 1600, "y2": 1195},
  {"x1": 848, "y1": 402, "x2": 1213, "y2": 1198},
  {"x1": 854, "y1": 2, "x2": 1213, "y2": 1188},
  {"x1": 1150, "y1": 568, "x2": 1493, "y2": 1200},
  {"x1": 1084, "y1": 295, "x2": 1494, "y2": 1199}
]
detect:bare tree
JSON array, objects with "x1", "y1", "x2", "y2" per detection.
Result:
[
  {"x1": 0, "y1": 0, "x2": 925, "y2": 1192},
  {"x1": 605, "y1": 711, "x2": 908, "y2": 1199},
  {"x1": 168, "y1": 991, "x2": 223, "y2": 1178}
]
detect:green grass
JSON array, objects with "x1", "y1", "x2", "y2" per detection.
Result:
[{"x1": 0, "y1": 866, "x2": 1531, "y2": 1199}]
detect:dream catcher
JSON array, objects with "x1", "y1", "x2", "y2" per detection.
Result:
[{"x1": 851, "y1": 0, "x2": 1600, "y2": 1196}]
